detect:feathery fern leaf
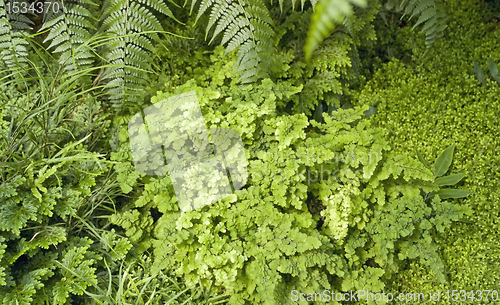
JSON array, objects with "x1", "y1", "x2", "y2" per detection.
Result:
[
  {"x1": 304, "y1": 0, "x2": 366, "y2": 61},
  {"x1": 272, "y1": 0, "x2": 318, "y2": 12},
  {"x1": 0, "y1": 0, "x2": 32, "y2": 71},
  {"x1": 192, "y1": 0, "x2": 280, "y2": 83},
  {"x1": 385, "y1": 0, "x2": 447, "y2": 47},
  {"x1": 6, "y1": 0, "x2": 33, "y2": 31},
  {"x1": 100, "y1": 0, "x2": 178, "y2": 114},
  {"x1": 40, "y1": 0, "x2": 97, "y2": 75}
]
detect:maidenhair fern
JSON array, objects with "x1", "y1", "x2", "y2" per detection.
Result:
[
  {"x1": 385, "y1": 0, "x2": 447, "y2": 47},
  {"x1": 40, "y1": 0, "x2": 97, "y2": 75},
  {"x1": 304, "y1": 0, "x2": 367, "y2": 61},
  {"x1": 191, "y1": 0, "x2": 279, "y2": 83},
  {"x1": 0, "y1": 0, "x2": 32, "y2": 71}
]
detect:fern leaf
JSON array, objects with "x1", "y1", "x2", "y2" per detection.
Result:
[
  {"x1": 205, "y1": 0, "x2": 227, "y2": 39},
  {"x1": 272, "y1": 0, "x2": 318, "y2": 12},
  {"x1": 413, "y1": 6, "x2": 434, "y2": 27},
  {"x1": 0, "y1": 0, "x2": 31, "y2": 71},
  {"x1": 304, "y1": 0, "x2": 366, "y2": 61},
  {"x1": 137, "y1": 0, "x2": 179, "y2": 21},
  {"x1": 6, "y1": 1, "x2": 33, "y2": 31},
  {"x1": 100, "y1": 0, "x2": 177, "y2": 114},
  {"x1": 396, "y1": 0, "x2": 447, "y2": 47},
  {"x1": 193, "y1": 0, "x2": 215, "y2": 22},
  {"x1": 40, "y1": 0, "x2": 97, "y2": 75},
  {"x1": 210, "y1": 4, "x2": 241, "y2": 44},
  {"x1": 192, "y1": 0, "x2": 280, "y2": 83}
]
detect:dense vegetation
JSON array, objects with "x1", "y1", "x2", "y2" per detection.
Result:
[{"x1": 0, "y1": 0, "x2": 498, "y2": 304}]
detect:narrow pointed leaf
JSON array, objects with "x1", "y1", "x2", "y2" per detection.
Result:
[
  {"x1": 488, "y1": 57, "x2": 498, "y2": 77},
  {"x1": 434, "y1": 173, "x2": 465, "y2": 186},
  {"x1": 415, "y1": 148, "x2": 430, "y2": 169},
  {"x1": 474, "y1": 60, "x2": 486, "y2": 86},
  {"x1": 436, "y1": 188, "x2": 471, "y2": 199},
  {"x1": 314, "y1": 103, "x2": 324, "y2": 122},
  {"x1": 434, "y1": 144, "x2": 455, "y2": 177}
]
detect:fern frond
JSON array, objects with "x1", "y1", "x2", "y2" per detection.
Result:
[
  {"x1": 6, "y1": 0, "x2": 33, "y2": 31},
  {"x1": 0, "y1": 0, "x2": 31, "y2": 71},
  {"x1": 272, "y1": 0, "x2": 318, "y2": 12},
  {"x1": 192, "y1": 0, "x2": 279, "y2": 83},
  {"x1": 386, "y1": 0, "x2": 447, "y2": 47},
  {"x1": 40, "y1": 0, "x2": 97, "y2": 75},
  {"x1": 304, "y1": 0, "x2": 366, "y2": 61},
  {"x1": 100, "y1": 0, "x2": 177, "y2": 114}
]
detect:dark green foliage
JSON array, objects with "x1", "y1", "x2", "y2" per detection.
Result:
[
  {"x1": 0, "y1": 67, "x2": 124, "y2": 302},
  {"x1": 304, "y1": 0, "x2": 367, "y2": 60},
  {"x1": 385, "y1": 0, "x2": 447, "y2": 47},
  {"x1": 99, "y1": 0, "x2": 179, "y2": 113},
  {"x1": 1, "y1": 0, "x2": 179, "y2": 115},
  {"x1": 0, "y1": 0, "x2": 30, "y2": 70},
  {"x1": 40, "y1": 0, "x2": 97, "y2": 75},
  {"x1": 190, "y1": 0, "x2": 282, "y2": 83}
]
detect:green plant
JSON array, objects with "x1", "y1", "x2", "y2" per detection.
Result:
[
  {"x1": 1, "y1": 0, "x2": 179, "y2": 115},
  {"x1": 189, "y1": 0, "x2": 280, "y2": 83},
  {"x1": 355, "y1": 0, "x2": 500, "y2": 298},
  {"x1": 73, "y1": 254, "x2": 229, "y2": 304},
  {"x1": 304, "y1": 0, "x2": 367, "y2": 60},
  {"x1": 98, "y1": 0, "x2": 179, "y2": 113},
  {"x1": 2, "y1": 0, "x2": 496, "y2": 304},
  {"x1": 0, "y1": 62, "x2": 119, "y2": 303},
  {"x1": 40, "y1": 0, "x2": 98, "y2": 75},
  {"x1": 416, "y1": 144, "x2": 472, "y2": 200},
  {"x1": 384, "y1": 0, "x2": 447, "y2": 47},
  {"x1": 0, "y1": 0, "x2": 31, "y2": 70},
  {"x1": 110, "y1": 52, "x2": 470, "y2": 303},
  {"x1": 0, "y1": 32, "x2": 219, "y2": 304},
  {"x1": 474, "y1": 57, "x2": 500, "y2": 86}
]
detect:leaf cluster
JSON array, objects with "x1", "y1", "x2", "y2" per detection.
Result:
[{"x1": 110, "y1": 63, "x2": 470, "y2": 303}]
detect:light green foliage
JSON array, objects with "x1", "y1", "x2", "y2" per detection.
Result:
[
  {"x1": 355, "y1": 0, "x2": 500, "y2": 299},
  {"x1": 111, "y1": 43, "x2": 468, "y2": 302},
  {"x1": 1, "y1": 0, "x2": 495, "y2": 304},
  {"x1": 87, "y1": 255, "x2": 230, "y2": 304}
]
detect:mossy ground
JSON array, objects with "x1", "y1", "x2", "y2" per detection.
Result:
[{"x1": 356, "y1": 0, "x2": 500, "y2": 299}]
